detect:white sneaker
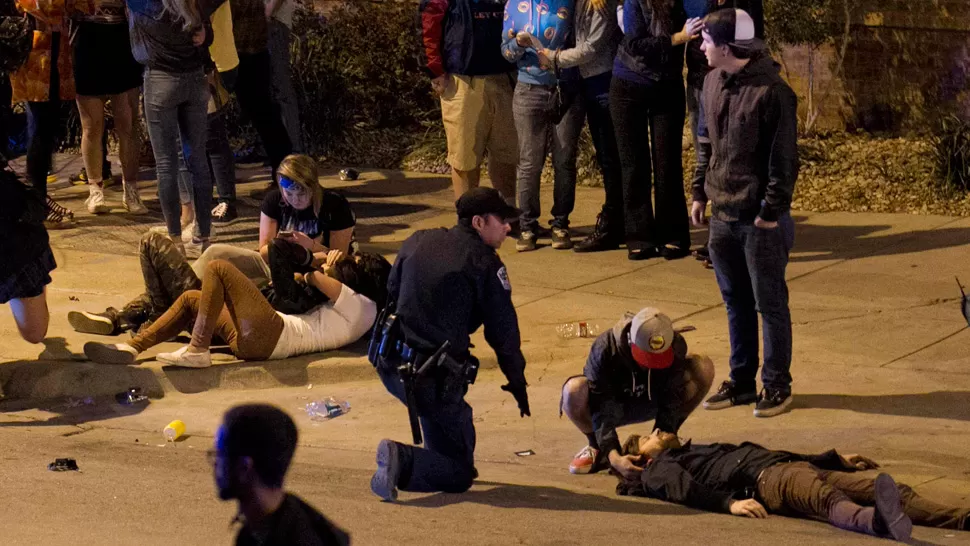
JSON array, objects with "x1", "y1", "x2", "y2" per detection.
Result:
[
  {"x1": 84, "y1": 342, "x2": 138, "y2": 365},
  {"x1": 181, "y1": 220, "x2": 198, "y2": 244},
  {"x1": 122, "y1": 182, "x2": 148, "y2": 214},
  {"x1": 156, "y1": 346, "x2": 211, "y2": 368},
  {"x1": 86, "y1": 185, "x2": 110, "y2": 214}
]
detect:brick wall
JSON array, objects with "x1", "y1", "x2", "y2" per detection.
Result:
[{"x1": 779, "y1": 0, "x2": 970, "y2": 133}]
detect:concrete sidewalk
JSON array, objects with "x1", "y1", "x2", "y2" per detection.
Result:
[{"x1": 2, "y1": 154, "x2": 970, "y2": 543}]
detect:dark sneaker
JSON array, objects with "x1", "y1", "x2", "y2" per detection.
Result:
[
  {"x1": 371, "y1": 439, "x2": 402, "y2": 502},
  {"x1": 573, "y1": 212, "x2": 621, "y2": 253},
  {"x1": 68, "y1": 309, "x2": 120, "y2": 335},
  {"x1": 551, "y1": 227, "x2": 573, "y2": 250},
  {"x1": 661, "y1": 244, "x2": 691, "y2": 260},
  {"x1": 627, "y1": 246, "x2": 660, "y2": 261},
  {"x1": 703, "y1": 380, "x2": 758, "y2": 410},
  {"x1": 211, "y1": 202, "x2": 238, "y2": 224},
  {"x1": 753, "y1": 388, "x2": 793, "y2": 418},
  {"x1": 872, "y1": 474, "x2": 912, "y2": 541},
  {"x1": 693, "y1": 245, "x2": 710, "y2": 261},
  {"x1": 516, "y1": 230, "x2": 537, "y2": 252}
]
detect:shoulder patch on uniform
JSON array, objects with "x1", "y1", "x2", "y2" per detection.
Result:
[{"x1": 497, "y1": 266, "x2": 512, "y2": 291}]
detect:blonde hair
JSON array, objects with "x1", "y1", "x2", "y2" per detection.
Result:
[
  {"x1": 277, "y1": 154, "x2": 323, "y2": 217},
  {"x1": 588, "y1": 0, "x2": 608, "y2": 12},
  {"x1": 162, "y1": 0, "x2": 202, "y2": 31}
]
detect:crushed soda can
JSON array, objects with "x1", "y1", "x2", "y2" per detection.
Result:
[
  {"x1": 48, "y1": 458, "x2": 79, "y2": 471},
  {"x1": 115, "y1": 387, "x2": 148, "y2": 405},
  {"x1": 338, "y1": 168, "x2": 359, "y2": 181}
]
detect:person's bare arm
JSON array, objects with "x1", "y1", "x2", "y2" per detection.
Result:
[
  {"x1": 328, "y1": 227, "x2": 354, "y2": 255},
  {"x1": 305, "y1": 271, "x2": 344, "y2": 301},
  {"x1": 258, "y1": 213, "x2": 279, "y2": 263}
]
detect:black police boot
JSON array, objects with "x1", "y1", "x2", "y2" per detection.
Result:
[{"x1": 573, "y1": 213, "x2": 622, "y2": 253}]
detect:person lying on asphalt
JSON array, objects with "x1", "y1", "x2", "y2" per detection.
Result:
[
  {"x1": 67, "y1": 153, "x2": 356, "y2": 337},
  {"x1": 614, "y1": 431, "x2": 970, "y2": 541},
  {"x1": 83, "y1": 250, "x2": 390, "y2": 368},
  {"x1": 559, "y1": 307, "x2": 714, "y2": 476}
]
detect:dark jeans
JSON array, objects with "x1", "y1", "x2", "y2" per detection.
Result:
[
  {"x1": 610, "y1": 76, "x2": 690, "y2": 251},
  {"x1": 686, "y1": 81, "x2": 710, "y2": 193},
  {"x1": 1, "y1": 73, "x2": 12, "y2": 161},
  {"x1": 236, "y1": 51, "x2": 292, "y2": 173},
  {"x1": 708, "y1": 213, "x2": 794, "y2": 392},
  {"x1": 143, "y1": 67, "x2": 212, "y2": 238},
  {"x1": 377, "y1": 363, "x2": 477, "y2": 494},
  {"x1": 513, "y1": 82, "x2": 573, "y2": 231},
  {"x1": 555, "y1": 71, "x2": 623, "y2": 234},
  {"x1": 25, "y1": 32, "x2": 62, "y2": 199},
  {"x1": 758, "y1": 462, "x2": 970, "y2": 530},
  {"x1": 267, "y1": 20, "x2": 303, "y2": 153},
  {"x1": 178, "y1": 68, "x2": 238, "y2": 205}
]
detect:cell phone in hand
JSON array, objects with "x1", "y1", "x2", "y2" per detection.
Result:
[{"x1": 277, "y1": 230, "x2": 294, "y2": 238}]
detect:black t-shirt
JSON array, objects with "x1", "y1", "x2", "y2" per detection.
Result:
[
  {"x1": 260, "y1": 188, "x2": 356, "y2": 248},
  {"x1": 235, "y1": 494, "x2": 350, "y2": 546}
]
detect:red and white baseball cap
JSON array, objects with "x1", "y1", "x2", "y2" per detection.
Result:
[{"x1": 630, "y1": 307, "x2": 675, "y2": 370}]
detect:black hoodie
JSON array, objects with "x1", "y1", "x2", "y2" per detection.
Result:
[
  {"x1": 235, "y1": 494, "x2": 350, "y2": 546},
  {"x1": 696, "y1": 51, "x2": 798, "y2": 223},
  {"x1": 583, "y1": 318, "x2": 688, "y2": 456}
]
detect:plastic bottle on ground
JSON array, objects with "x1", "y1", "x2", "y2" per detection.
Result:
[
  {"x1": 556, "y1": 321, "x2": 605, "y2": 339},
  {"x1": 306, "y1": 398, "x2": 351, "y2": 421}
]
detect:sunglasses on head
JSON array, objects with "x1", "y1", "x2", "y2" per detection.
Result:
[{"x1": 279, "y1": 176, "x2": 305, "y2": 192}]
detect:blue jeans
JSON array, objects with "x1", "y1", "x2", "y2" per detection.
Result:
[
  {"x1": 686, "y1": 81, "x2": 711, "y2": 193},
  {"x1": 143, "y1": 68, "x2": 212, "y2": 238},
  {"x1": 708, "y1": 213, "x2": 795, "y2": 392},
  {"x1": 513, "y1": 82, "x2": 573, "y2": 232},
  {"x1": 555, "y1": 71, "x2": 623, "y2": 234},
  {"x1": 178, "y1": 68, "x2": 238, "y2": 206},
  {"x1": 377, "y1": 364, "x2": 477, "y2": 493}
]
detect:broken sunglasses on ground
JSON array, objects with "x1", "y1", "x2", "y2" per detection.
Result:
[
  {"x1": 115, "y1": 387, "x2": 148, "y2": 405},
  {"x1": 48, "y1": 458, "x2": 79, "y2": 472}
]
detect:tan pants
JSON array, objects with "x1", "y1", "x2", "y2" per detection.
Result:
[
  {"x1": 130, "y1": 260, "x2": 284, "y2": 360},
  {"x1": 440, "y1": 73, "x2": 518, "y2": 171}
]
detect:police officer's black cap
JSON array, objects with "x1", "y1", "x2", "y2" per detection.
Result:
[{"x1": 456, "y1": 187, "x2": 521, "y2": 220}]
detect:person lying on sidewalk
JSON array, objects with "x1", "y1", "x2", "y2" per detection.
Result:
[
  {"x1": 67, "y1": 153, "x2": 356, "y2": 336},
  {"x1": 559, "y1": 307, "x2": 715, "y2": 476},
  {"x1": 83, "y1": 250, "x2": 390, "y2": 368},
  {"x1": 615, "y1": 431, "x2": 970, "y2": 540}
]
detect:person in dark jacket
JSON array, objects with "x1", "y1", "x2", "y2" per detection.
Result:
[
  {"x1": 690, "y1": 9, "x2": 799, "y2": 418},
  {"x1": 213, "y1": 404, "x2": 350, "y2": 546},
  {"x1": 684, "y1": 0, "x2": 763, "y2": 268},
  {"x1": 416, "y1": 0, "x2": 517, "y2": 204},
  {"x1": 618, "y1": 434, "x2": 970, "y2": 539},
  {"x1": 610, "y1": 0, "x2": 702, "y2": 260},
  {"x1": 560, "y1": 307, "x2": 714, "y2": 476},
  {"x1": 370, "y1": 187, "x2": 530, "y2": 501}
]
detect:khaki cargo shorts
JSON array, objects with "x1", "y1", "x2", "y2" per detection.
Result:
[{"x1": 439, "y1": 73, "x2": 519, "y2": 172}]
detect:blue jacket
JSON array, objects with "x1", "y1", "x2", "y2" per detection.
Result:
[
  {"x1": 614, "y1": 0, "x2": 686, "y2": 85},
  {"x1": 501, "y1": 0, "x2": 576, "y2": 86}
]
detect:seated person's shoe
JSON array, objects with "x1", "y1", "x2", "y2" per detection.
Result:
[
  {"x1": 84, "y1": 342, "x2": 138, "y2": 365},
  {"x1": 872, "y1": 474, "x2": 912, "y2": 541},
  {"x1": 69, "y1": 308, "x2": 120, "y2": 335},
  {"x1": 157, "y1": 346, "x2": 212, "y2": 368},
  {"x1": 569, "y1": 445, "x2": 606, "y2": 475},
  {"x1": 753, "y1": 388, "x2": 793, "y2": 418},
  {"x1": 703, "y1": 380, "x2": 757, "y2": 410},
  {"x1": 371, "y1": 439, "x2": 402, "y2": 502}
]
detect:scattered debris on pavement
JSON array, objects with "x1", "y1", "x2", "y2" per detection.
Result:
[
  {"x1": 115, "y1": 387, "x2": 148, "y2": 405},
  {"x1": 48, "y1": 458, "x2": 79, "y2": 472},
  {"x1": 515, "y1": 450, "x2": 536, "y2": 457}
]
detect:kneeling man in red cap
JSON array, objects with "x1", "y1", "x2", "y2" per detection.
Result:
[{"x1": 560, "y1": 307, "x2": 715, "y2": 477}]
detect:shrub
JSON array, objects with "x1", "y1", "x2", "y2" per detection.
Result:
[{"x1": 932, "y1": 115, "x2": 970, "y2": 196}]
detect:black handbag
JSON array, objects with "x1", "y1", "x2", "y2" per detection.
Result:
[
  {"x1": 549, "y1": 50, "x2": 577, "y2": 124},
  {"x1": 0, "y1": 13, "x2": 34, "y2": 72}
]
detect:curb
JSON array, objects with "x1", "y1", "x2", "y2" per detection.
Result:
[{"x1": 0, "y1": 351, "x2": 377, "y2": 402}]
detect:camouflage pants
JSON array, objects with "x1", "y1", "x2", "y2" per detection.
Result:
[{"x1": 120, "y1": 233, "x2": 201, "y2": 325}]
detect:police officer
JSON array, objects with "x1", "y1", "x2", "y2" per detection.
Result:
[
  {"x1": 559, "y1": 308, "x2": 715, "y2": 478},
  {"x1": 369, "y1": 187, "x2": 530, "y2": 501}
]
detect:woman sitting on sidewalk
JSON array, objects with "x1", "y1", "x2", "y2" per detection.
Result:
[
  {"x1": 67, "y1": 154, "x2": 356, "y2": 336},
  {"x1": 83, "y1": 250, "x2": 390, "y2": 367}
]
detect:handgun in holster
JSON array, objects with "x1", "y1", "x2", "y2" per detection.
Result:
[{"x1": 399, "y1": 340, "x2": 452, "y2": 445}]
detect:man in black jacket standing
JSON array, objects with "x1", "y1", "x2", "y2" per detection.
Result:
[
  {"x1": 691, "y1": 9, "x2": 798, "y2": 418},
  {"x1": 560, "y1": 308, "x2": 714, "y2": 476},
  {"x1": 618, "y1": 434, "x2": 970, "y2": 539}
]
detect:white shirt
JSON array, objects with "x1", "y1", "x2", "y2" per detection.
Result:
[{"x1": 268, "y1": 285, "x2": 378, "y2": 360}]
